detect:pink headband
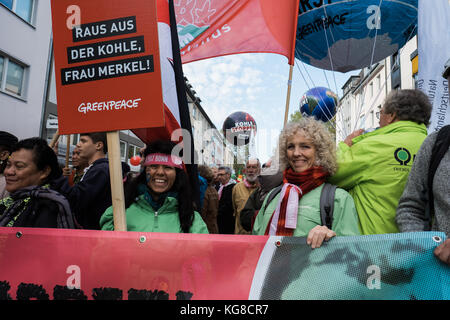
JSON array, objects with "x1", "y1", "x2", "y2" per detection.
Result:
[{"x1": 143, "y1": 153, "x2": 184, "y2": 169}]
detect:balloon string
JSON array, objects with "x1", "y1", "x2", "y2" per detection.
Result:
[
  {"x1": 321, "y1": 5, "x2": 340, "y2": 102},
  {"x1": 352, "y1": 0, "x2": 384, "y2": 134},
  {"x1": 293, "y1": 48, "x2": 343, "y2": 135},
  {"x1": 357, "y1": 23, "x2": 418, "y2": 128}
]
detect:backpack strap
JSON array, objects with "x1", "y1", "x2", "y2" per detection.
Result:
[
  {"x1": 261, "y1": 184, "x2": 283, "y2": 214},
  {"x1": 260, "y1": 183, "x2": 337, "y2": 230},
  {"x1": 427, "y1": 125, "x2": 450, "y2": 230},
  {"x1": 320, "y1": 183, "x2": 337, "y2": 229}
]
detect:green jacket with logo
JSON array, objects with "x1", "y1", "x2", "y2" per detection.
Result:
[
  {"x1": 329, "y1": 121, "x2": 428, "y2": 235},
  {"x1": 100, "y1": 194, "x2": 209, "y2": 234}
]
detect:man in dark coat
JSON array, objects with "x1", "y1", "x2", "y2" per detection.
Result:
[
  {"x1": 51, "y1": 132, "x2": 111, "y2": 230},
  {"x1": 216, "y1": 166, "x2": 235, "y2": 234}
]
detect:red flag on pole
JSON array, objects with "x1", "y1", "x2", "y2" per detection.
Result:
[
  {"x1": 132, "y1": 0, "x2": 200, "y2": 208},
  {"x1": 176, "y1": 0, "x2": 299, "y2": 65}
]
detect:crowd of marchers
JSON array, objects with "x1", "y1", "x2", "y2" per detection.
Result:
[{"x1": 0, "y1": 60, "x2": 449, "y2": 266}]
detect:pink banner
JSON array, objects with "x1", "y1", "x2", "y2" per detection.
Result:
[{"x1": 0, "y1": 227, "x2": 266, "y2": 300}]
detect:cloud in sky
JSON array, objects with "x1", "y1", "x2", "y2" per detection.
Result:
[{"x1": 182, "y1": 53, "x2": 358, "y2": 162}]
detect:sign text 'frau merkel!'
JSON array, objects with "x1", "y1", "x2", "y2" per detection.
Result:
[{"x1": 61, "y1": 16, "x2": 154, "y2": 85}]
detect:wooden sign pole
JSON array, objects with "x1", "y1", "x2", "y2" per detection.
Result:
[
  {"x1": 106, "y1": 131, "x2": 127, "y2": 231},
  {"x1": 65, "y1": 135, "x2": 71, "y2": 168},
  {"x1": 283, "y1": 64, "x2": 294, "y2": 127}
]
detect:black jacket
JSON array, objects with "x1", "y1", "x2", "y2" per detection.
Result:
[
  {"x1": 217, "y1": 183, "x2": 235, "y2": 234},
  {"x1": 51, "y1": 158, "x2": 111, "y2": 230},
  {"x1": 0, "y1": 186, "x2": 76, "y2": 229},
  {"x1": 240, "y1": 171, "x2": 283, "y2": 232}
]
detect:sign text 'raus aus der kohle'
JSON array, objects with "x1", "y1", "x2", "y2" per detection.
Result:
[{"x1": 50, "y1": 0, "x2": 165, "y2": 134}]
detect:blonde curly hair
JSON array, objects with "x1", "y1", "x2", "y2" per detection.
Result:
[{"x1": 278, "y1": 117, "x2": 337, "y2": 175}]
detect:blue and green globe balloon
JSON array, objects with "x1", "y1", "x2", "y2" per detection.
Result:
[{"x1": 299, "y1": 87, "x2": 338, "y2": 122}]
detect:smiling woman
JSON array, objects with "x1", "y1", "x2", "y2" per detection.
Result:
[
  {"x1": 252, "y1": 117, "x2": 360, "y2": 248},
  {"x1": 100, "y1": 140, "x2": 208, "y2": 234},
  {"x1": 0, "y1": 138, "x2": 76, "y2": 228}
]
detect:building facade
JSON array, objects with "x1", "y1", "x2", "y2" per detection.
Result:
[
  {"x1": 336, "y1": 37, "x2": 418, "y2": 143},
  {"x1": 0, "y1": 0, "x2": 52, "y2": 139}
]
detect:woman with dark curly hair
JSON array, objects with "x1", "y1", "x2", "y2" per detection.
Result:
[
  {"x1": 100, "y1": 140, "x2": 208, "y2": 234},
  {"x1": 330, "y1": 89, "x2": 432, "y2": 235},
  {"x1": 252, "y1": 117, "x2": 359, "y2": 248},
  {"x1": 0, "y1": 138, "x2": 76, "y2": 228}
]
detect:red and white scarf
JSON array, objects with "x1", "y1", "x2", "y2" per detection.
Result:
[{"x1": 265, "y1": 166, "x2": 329, "y2": 236}]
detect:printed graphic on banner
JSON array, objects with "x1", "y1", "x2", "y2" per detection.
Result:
[
  {"x1": 51, "y1": 0, "x2": 164, "y2": 134},
  {"x1": 250, "y1": 232, "x2": 450, "y2": 300}
]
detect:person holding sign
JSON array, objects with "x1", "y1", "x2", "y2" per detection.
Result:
[
  {"x1": 100, "y1": 140, "x2": 208, "y2": 234},
  {"x1": 51, "y1": 132, "x2": 111, "y2": 230}
]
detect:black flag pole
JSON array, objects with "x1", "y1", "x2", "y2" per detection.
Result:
[{"x1": 168, "y1": 0, "x2": 201, "y2": 210}]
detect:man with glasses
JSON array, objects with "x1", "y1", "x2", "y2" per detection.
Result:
[
  {"x1": 216, "y1": 166, "x2": 236, "y2": 234},
  {"x1": 330, "y1": 89, "x2": 432, "y2": 235}
]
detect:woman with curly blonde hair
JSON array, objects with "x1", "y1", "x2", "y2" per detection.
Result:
[{"x1": 252, "y1": 117, "x2": 359, "y2": 248}]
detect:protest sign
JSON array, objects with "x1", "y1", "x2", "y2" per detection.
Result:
[{"x1": 50, "y1": 0, "x2": 164, "y2": 134}]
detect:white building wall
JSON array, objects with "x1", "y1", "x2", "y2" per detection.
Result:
[
  {"x1": 0, "y1": 1, "x2": 52, "y2": 139},
  {"x1": 336, "y1": 36, "x2": 417, "y2": 143}
]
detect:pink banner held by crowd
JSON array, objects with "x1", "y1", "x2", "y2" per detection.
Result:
[
  {"x1": 176, "y1": 0, "x2": 299, "y2": 65},
  {"x1": 0, "y1": 228, "x2": 448, "y2": 300},
  {"x1": 0, "y1": 227, "x2": 266, "y2": 300}
]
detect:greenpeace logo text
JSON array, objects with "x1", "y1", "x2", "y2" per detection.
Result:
[{"x1": 78, "y1": 98, "x2": 142, "y2": 114}]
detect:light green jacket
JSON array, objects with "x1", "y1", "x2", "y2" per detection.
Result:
[
  {"x1": 100, "y1": 194, "x2": 209, "y2": 234},
  {"x1": 329, "y1": 121, "x2": 428, "y2": 235},
  {"x1": 252, "y1": 184, "x2": 360, "y2": 237}
]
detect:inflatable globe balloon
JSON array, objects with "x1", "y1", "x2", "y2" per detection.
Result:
[
  {"x1": 299, "y1": 87, "x2": 338, "y2": 122},
  {"x1": 222, "y1": 111, "x2": 257, "y2": 146},
  {"x1": 295, "y1": 0, "x2": 418, "y2": 72}
]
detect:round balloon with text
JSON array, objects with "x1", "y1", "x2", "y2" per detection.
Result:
[{"x1": 222, "y1": 112, "x2": 257, "y2": 146}]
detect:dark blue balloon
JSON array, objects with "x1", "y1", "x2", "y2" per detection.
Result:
[
  {"x1": 299, "y1": 87, "x2": 338, "y2": 122},
  {"x1": 295, "y1": 0, "x2": 418, "y2": 72}
]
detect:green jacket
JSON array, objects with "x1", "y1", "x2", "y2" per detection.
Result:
[
  {"x1": 100, "y1": 194, "x2": 209, "y2": 234},
  {"x1": 329, "y1": 121, "x2": 428, "y2": 235},
  {"x1": 252, "y1": 184, "x2": 360, "y2": 237}
]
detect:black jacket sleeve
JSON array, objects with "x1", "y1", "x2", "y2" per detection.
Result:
[{"x1": 240, "y1": 188, "x2": 261, "y2": 232}]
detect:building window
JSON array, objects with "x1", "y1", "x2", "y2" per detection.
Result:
[
  {"x1": 120, "y1": 141, "x2": 126, "y2": 161},
  {"x1": 0, "y1": 56, "x2": 3, "y2": 81},
  {"x1": 72, "y1": 134, "x2": 80, "y2": 146},
  {"x1": 0, "y1": 0, "x2": 34, "y2": 23},
  {"x1": 128, "y1": 144, "x2": 139, "y2": 160},
  {"x1": 0, "y1": 54, "x2": 27, "y2": 98},
  {"x1": 5, "y1": 60, "x2": 24, "y2": 95}
]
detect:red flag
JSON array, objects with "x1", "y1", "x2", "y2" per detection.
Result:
[{"x1": 176, "y1": 0, "x2": 299, "y2": 65}]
